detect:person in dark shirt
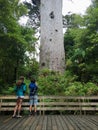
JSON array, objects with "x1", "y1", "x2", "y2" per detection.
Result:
[{"x1": 29, "y1": 78, "x2": 38, "y2": 115}]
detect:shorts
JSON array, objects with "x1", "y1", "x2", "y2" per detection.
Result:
[
  {"x1": 17, "y1": 96, "x2": 24, "y2": 99},
  {"x1": 29, "y1": 95, "x2": 38, "y2": 105}
]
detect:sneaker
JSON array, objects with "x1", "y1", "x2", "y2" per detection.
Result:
[
  {"x1": 12, "y1": 115, "x2": 16, "y2": 118},
  {"x1": 17, "y1": 115, "x2": 22, "y2": 118}
]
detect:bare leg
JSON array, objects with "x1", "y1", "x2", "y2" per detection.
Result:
[
  {"x1": 17, "y1": 98, "x2": 23, "y2": 116},
  {"x1": 34, "y1": 105, "x2": 37, "y2": 113},
  {"x1": 29, "y1": 105, "x2": 32, "y2": 113},
  {"x1": 13, "y1": 106, "x2": 18, "y2": 117},
  {"x1": 12, "y1": 98, "x2": 19, "y2": 117}
]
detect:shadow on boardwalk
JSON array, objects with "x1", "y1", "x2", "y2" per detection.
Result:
[{"x1": 0, "y1": 115, "x2": 98, "y2": 130}]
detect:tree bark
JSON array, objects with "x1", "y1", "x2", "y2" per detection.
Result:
[{"x1": 40, "y1": 0, "x2": 65, "y2": 73}]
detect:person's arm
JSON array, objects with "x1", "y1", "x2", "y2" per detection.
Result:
[
  {"x1": 32, "y1": 84, "x2": 38, "y2": 95},
  {"x1": 23, "y1": 84, "x2": 26, "y2": 93}
]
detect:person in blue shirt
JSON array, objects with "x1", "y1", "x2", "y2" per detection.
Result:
[
  {"x1": 29, "y1": 78, "x2": 38, "y2": 115},
  {"x1": 12, "y1": 76, "x2": 26, "y2": 118}
]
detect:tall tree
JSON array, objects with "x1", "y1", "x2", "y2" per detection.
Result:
[
  {"x1": 40, "y1": 0, "x2": 65, "y2": 73},
  {"x1": 24, "y1": 0, "x2": 65, "y2": 73},
  {"x1": 64, "y1": 1, "x2": 98, "y2": 83},
  {"x1": 0, "y1": 0, "x2": 36, "y2": 85}
]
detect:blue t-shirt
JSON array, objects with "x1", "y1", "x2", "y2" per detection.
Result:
[
  {"x1": 15, "y1": 83, "x2": 26, "y2": 97},
  {"x1": 29, "y1": 82, "x2": 38, "y2": 96}
]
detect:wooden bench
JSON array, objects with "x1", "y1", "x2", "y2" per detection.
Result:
[{"x1": 0, "y1": 95, "x2": 98, "y2": 115}]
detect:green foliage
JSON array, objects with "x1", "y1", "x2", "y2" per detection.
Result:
[
  {"x1": 63, "y1": 14, "x2": 84, "y2": 28},
  {"x1": 24, "y1": 0, "x2": 40, "y2": 28},
  {"x1": 38, "y1": 69, "x2": 77, "y2": 95},
  {"x1": 23, "y1": 59, "x2": 39, "y2": 80},
  {"x1": 1, "y1": 69, "x2": 98, "y2": 97},
  {"x1": 0, "y1": 0, "x2": 37, "y2": 88},
  {"x1": 85, "y1": 82, "x2": 98, "y2": 95},
  {"x1": 65, "y1": 82, "x2": 98, "y2": 96},
  {"x1": 1, "y1": 86, "x2": 15, "y2": 95},
  {"x1": 65, "y1": 82, "x2": 84, "y2": 96},
  {"x1": 2, "y1": 72, "x2": 97, "y2": 97},
  {"x1": 37, "y1": 69, "x2": 98, "y2": 96},
  {"x1": 64, "y1": 3, "x2": 98, "y2": 83}
]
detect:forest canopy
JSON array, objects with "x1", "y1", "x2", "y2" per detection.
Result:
[{"x1": 0, "y1": 0, "x2": 38, "y2": 88}]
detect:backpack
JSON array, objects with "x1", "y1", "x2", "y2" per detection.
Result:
[{"x1": 29, "y1": 83, "x2": 37, "y2": 96}]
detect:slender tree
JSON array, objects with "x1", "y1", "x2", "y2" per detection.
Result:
[{"x1": 0, "y1": 0, "x2": 36, "y2": 85}]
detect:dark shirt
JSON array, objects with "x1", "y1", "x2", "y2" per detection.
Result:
[{"x1": 29, "y1": 82, "x2": 38, "y2": 96}]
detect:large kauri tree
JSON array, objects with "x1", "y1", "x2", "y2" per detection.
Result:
[{"x1": 40, "y1": 0, "x2": 65, "y2": 73}]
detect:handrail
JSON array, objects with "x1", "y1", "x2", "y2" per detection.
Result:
[{"x1": 0, "y1": 95, "x2": 98, "y2": 115}]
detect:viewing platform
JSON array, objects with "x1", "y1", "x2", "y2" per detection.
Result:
[{"x1": 0, "y1": 115, "x2": 98, "y2": 130}]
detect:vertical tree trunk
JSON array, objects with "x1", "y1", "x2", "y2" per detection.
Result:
[{"x1": 40, "y1": 0, "x2": 65, "y2": 73}]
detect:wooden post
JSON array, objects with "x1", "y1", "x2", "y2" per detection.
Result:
[
  {"x1": 0, "y1": 99, "x2": 2, "y2": 113},
  {"x1": 43, "y1": 96, "x2": 45, "y2": 115},
  {"x1": 39, "y1": 97, "x2": 41, "y2": 115}
]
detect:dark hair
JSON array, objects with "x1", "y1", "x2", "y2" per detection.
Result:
[
  {"x1": 31, "y1": 78, "x2": 36, "y2": 83},
  {"x1": 16, "y1": 80, "x2": 22, "y2": 87},
  {"x1": 19, "y1": 76, "x2": 24, "y2": 80}
]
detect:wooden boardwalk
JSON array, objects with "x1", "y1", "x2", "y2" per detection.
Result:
[{"x1": 0, "y1": 115, "x2": 98, "y2": 130}]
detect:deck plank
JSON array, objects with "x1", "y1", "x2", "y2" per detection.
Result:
[
  {"x1": 72, "y1": 116, "x2": 91, "y2": 130},
  {"x1": 24, "y1": 116, "x2": 36, "y2": 130},
  {"x1": 58, "y1": 115, "x2": 68, "y2": 130},
  {"x1": 9, "y1": 117, "x2": 25, "y2": 130},
  {"x1": 29, "y1": 116, "x2": 41, "y2": 130},
  {"x1": 51, "y1": 115, "x2": 58, "y2": 130},
  {"x1": 55, "y1": 115, "x2": 64, "y2": 130},
  {"x1": 14, "y1": 117, "x2": 28, "y2": 130},
  {"x1": 90, "y1": 116, "x2": 98, "y2": 126},
  {"x1": 63, "y1": 116, "x2": 75, "y2": 130},
  {"x1": 0, "y1": 115, "x2": 98, "y2": 130},
  {"x1": 82, "y1": 116, "x2": 98, "y2": 130},
  {"x1": 36, "y1": 116, "x2": 44, "y2": 130},
  {"x1": 0, "y1": 116, "x2": 19, "y2": 130},
  {"x1": 41, "y1": 115, "x2": 47, "y2": 130},
  {"x1": 0, "y1": 116, "x2": 10, "y2": 126},
  {"x1": 47, "y1": 115, "x2": 52, "y2": 130}
]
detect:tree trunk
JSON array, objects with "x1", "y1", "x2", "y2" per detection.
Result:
[{"x1": 40, "y1": 0, "x2": 65, "y2": 73}]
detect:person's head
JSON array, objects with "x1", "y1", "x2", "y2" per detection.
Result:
[
  {"x1": 16, "y1": 80, "x2": 22, "y2": 87},
  {"x1": 19, "y1": 76, "x2": 24, "y2": 82},
  {"x1": 31, "y1": 78, "x2": 36, "y2": 83}
]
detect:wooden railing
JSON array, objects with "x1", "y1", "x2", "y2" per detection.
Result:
[{"x1": 0, "y1": 95, "x2": 98, "y2": 115}]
